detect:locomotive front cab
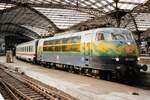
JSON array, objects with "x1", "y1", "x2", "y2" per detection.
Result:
[{"x1": 93, "y1": 28, "x2": 146, "y2": 78}]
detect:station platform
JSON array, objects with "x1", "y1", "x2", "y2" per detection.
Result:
[{"x1": 0, "y1": 56, "x2": 150, "y2": 100}]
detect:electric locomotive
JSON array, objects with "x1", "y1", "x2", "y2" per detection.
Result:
[{"x1": 16, "y1": 28, "x2": 148, "y2": 79}]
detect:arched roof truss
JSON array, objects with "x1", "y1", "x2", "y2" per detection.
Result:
[{"x1": 0, "y1": 23, "x2": 40, "y2": 39}]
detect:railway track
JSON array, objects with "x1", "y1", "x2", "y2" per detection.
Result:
[
  {"x1": 0, "y1": 65, "x2": 77, "y2": 100},
  {"x1": 0, "y1": 79, "x2": 18, "y2": 100}
]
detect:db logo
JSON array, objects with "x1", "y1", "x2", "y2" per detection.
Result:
[{"x1": 125, "y1": 47, "x2": 134, "y2": 54}]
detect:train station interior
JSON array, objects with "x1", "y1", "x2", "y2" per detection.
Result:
[{"x1": 0, "y1": 0, "x2": 150, "y2": 100}]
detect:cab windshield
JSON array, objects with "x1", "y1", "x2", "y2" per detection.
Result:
[
  {"x1": 104, "y1": 30, "x2": 134, "y2": 41},
  {"x1": 96, "y1": 30, "x2": 134, "y2": 41},
  {"x1": 112, "y1": 30, "x2": 134, "y2": 41}
]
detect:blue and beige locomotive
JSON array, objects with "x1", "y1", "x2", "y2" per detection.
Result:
[{"x1": 16, "y1": 28, "x2": 148, "y2": 79}]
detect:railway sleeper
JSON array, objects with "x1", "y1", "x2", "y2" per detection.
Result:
[
  {"x1": 3, "y1": 68, "x2": 75, "y2": 100},
  {"x1": 24, "y1": 82, "x2": 56, "y2": 100},
  {"x1": 0, "y1": 80, "x2": 18, "y2": 100},
  {"x1": 24, "y1": 78, "x2": 70, "y2": 100},
  {"x1": 4, "y1": 72, "x2": 52, "y2": 99},
  {"x1": 21, "y1": 91, "x2": 39, "y2": 94},
  {"x1": 3, "y1": 81, "x2": 32, "y2": 100},
  {"x1": 28, "y1": 94, "x2": 45, "y2": 98}
]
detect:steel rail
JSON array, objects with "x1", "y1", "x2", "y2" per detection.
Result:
[{"x1": 0, "y1": 79, "x2": 19, "y2": 100}]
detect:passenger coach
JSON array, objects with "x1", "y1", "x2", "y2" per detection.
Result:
[{"x1": 16, "y1": 39, "x2": 38, "y2": 63}]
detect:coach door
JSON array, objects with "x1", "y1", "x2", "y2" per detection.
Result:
[{"x1": 83, "y1": 33, "x2": 92, "y2": 67}]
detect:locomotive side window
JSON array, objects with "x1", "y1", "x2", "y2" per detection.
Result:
[
  {"x1": 55, "y1": 39, "x2": 61, "y2": 51},
  {"x1": 96, "y1": 32, "x2": 104, "y2": 41},
  {"x1": 71, "y1": 36, "x2": 81, "y2": 52},
  {"x1": 43, "y1": 36, "x2": 81, "y2": 52}
]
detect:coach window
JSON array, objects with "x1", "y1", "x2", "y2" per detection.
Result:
[
  {"x1": 27, "y1": 46, "x2": 28, "y2": 52},
  {"x1": 96, "y1": 32, "x2": 104, "y2": 41},
  {"x1": 30, "y1": 46, "x2": 32, "y2": 52},
  {"x1": 28, "y1": 46, "x2": 29, "y2": 52},
  {"x1": 31, "y1": 46, "x2": 32, "y2": 52},
  {"x1": 26, "y1": 47, "x2": 27, "y2": 52},
  {"x1": 29, "y1": 46, "x2": 30, "y2": 52}
]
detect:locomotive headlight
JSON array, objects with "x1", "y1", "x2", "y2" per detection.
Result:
[
  {"x1": 116, "y1": 66, "x2": 121, "y2": 69},
  {"x1": 127, "y1": 42, "x2": 131, "y2": 45},
  {"x1": 115, "y1": 57, "x2": 119, "y2": 62},
  {"x1": 137, "y1": 57, "x2": 140, "y2": 61}
]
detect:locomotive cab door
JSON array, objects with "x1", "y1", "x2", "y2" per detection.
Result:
[{"x1": 83, "y1": 33, "x2": 92, "y2": 67}]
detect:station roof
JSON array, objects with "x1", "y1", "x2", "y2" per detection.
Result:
[
  {"x1": 0, "y1": 23, "x2": 39, "y2": 39},
  {"x1": 0, "y1": 0, "x2": 149, "y2": 38}
]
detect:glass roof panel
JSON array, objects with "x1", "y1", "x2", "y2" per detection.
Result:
[
  {"x1": 95, "y1": 3, "x2": 103, "y2": 7},
  {"x1": 89, "y1": 0, "x2": 96, "y2": 3},
  {"x1": 118, "y1": 3, "x2": 137, "y2": 10},
  {"x1": 91, "y1": 5, "x2": 98, "y2": 9},
  {"x1": 34, "y1": 7, "x2": 94, "y2": 29},
  {"x1": 107, "y1": 5, "x2": 115, "y2": 10},
  {"x1": 0, "y1": 3, "x2": 14, "y2": 10},
  {"x1": 101, "y1": 1, "x2": 108, "y2": 5},
  {"x1": 0, "y1": 0, "x2": 148, "y2": 14},
  {"x1": 119, "y1": 0, "x2": 148, "y2": 4},
  {"x1": 0, "y1": 0, "x2": 149, "y2": 35}
]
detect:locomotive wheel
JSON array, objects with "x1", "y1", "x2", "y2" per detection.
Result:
[
  {"x1": 79, "y1": 68, "x2": 84, "y2": 75},
  {"x1": 116, "y1": 71, "x2": 122, "y2": 81},
  {"x1": 68, "y1": 66, "x2": 74, "y2": 73},
  {"x1": 74, "y1": 67, "x2": 79, "y2": 74},
  {"x1": 100, "y1": 71, "x2": 111, "y2": 80}
]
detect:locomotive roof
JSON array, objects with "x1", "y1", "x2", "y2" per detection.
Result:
[
  {"x1": 56, "y1": 27, "x2": 129, "y2": 35},
  {"x1": 44, "y1": 28, "x2": 130, "y2": 40}
]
